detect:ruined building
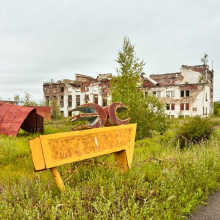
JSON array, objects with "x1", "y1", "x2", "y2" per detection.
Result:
[
  {"x1": 43, "y1": 65, "x2": 213, "y2": 119},
  {"x1": 43, "y1": 73, "x2": 111, "y2": 117},
  {"x1": 141, "y1": 65, "x2": 214, "y2": 118}
]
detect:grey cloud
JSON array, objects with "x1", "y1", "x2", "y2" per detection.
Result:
[{"x1": 0, "y1": 0, "x2": 220, "y2": 101}]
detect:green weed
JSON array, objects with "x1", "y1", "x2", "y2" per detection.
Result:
[{"x1": 1, "y1": 121, "x2": 220, "y2": 219}]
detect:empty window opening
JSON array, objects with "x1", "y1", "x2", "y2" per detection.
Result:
[
  {"x1": 153, "y1": 91, "x2": 156, "y2": 96},
  {"x1": 68, "y1": 111, "x2": 72, "y2": 117},
  {"x1": 60, "y1": 95, "x2": 64, "y2": 100},
  {"x1": 76, "y1": 95, "x2": 80, "y2": 106},
  {"x1": 103, "y1": 99, "x2": 108, "y2": 106},
  {"x1": 94, "y1": 94, "x2": 98, "y2": 104},
  {"x1": 85, "y1": 95, "x2": 89, "y2": 103},
  {"x1": 180, "y1": 91, "x2": 184, "y2": 97},
  {"x1": 145, "y1": 92, "x2": 148, "y2": 97},
  {"x1": 186, "y1": 90, "x2": 189, "y2": 97},
  {"x1": 61, "y1": 87, "x2": 64, "y2": 92},
  {"x1": 166, "y1": 104, "x2": 170, "y2": 110}
]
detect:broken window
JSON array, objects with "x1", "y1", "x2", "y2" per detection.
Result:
[
  {"x1": 94, "y1": 94, "x2": 98, "y2": 104},
  {"x1": 85, "y1": 95, "x2": 89, "y2": 103},
  {"x1": 76, "y1": 95, "x2": 80, "y2": 106},
  {"x1": 186, "y1": 90, "x2": 189, "y2": 97},
  {"x1": 185, "y1": 103, "x2": 189, "y2": 110},
  {"x1": 180, "y1": 91, "x2": 184, "y2": 97},
  {"x1": 171, "y1": 90, "x2": 175, "y2": 97},
  {"x1": 60, "y1": 101, "x2": 64, "y2": 107},
  {"x1": 171, "y1": 103, "x2": 175, "y2": 110},
  {"x1": 45, "y1": 96, "x2": 49, "y2": 106},
  {"x1": 60, "y1": 95, "x2": 64, "y2": 100},
  {"x1": 61, "y1": 87, "x2": 64, "y2": 92},
  {"x1": 103, "y1": 99, "x2": 108, "y2": 106},
  {"x1": 157, "y1": 91, "x2": 161, "y2": 98},
  {"x1": 180, "y1": 103, "x2": 184, "y2": 110},
  {"x1": 166, "y1": 91, "x2": 170, "y2": 97},
  {"x1": 166, "y1": 104, "x2": 170, "y2": 110}
]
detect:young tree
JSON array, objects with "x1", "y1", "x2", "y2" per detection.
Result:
[
  {"x1": 200, "y1": 53, "x2": 209, "y2": 66},
  {"x1": 111, "y1": 37, "x2": 166, "y2": 139},
  {"x1": 23, "y1": 92, "x2": 38, "y2": 106},
  {"x1": 50, "y1": 97, "x2": 60, "y2": 119},
  {"x1": 14, "y1": 94, "x2": 20, "y2": 105}
]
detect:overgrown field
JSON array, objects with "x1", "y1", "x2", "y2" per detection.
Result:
[{"x1": 1, "y1": 118, "x2": 220, "y2": 219}]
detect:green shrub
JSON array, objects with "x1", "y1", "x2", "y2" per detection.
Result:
[{"x1": 178, "y1": 116, "x2": 213, "y2": 147}]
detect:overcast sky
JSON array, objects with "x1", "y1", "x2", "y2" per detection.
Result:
[{"x1": 0, "y1": 0, "x2": 219, "y2": 102}]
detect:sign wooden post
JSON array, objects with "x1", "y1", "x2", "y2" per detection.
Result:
[{"x1": 29, "y1": 124, "x2": 137, "y2": 191}]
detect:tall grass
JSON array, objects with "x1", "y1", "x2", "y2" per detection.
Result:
[{"x1": 1, "y1": 122, "x2": 220, "y2": 219}]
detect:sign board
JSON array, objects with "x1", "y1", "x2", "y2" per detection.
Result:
[{"x1": 29, "y1": 124, "x2": 137, "y2": 191}]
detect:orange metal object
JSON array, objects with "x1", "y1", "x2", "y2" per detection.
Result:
[
  {"x1": 29, "y1": 124, "x2": 137, "y2": 191},
  {"x1": 70, "y1": 103, "x2": 107, "y2": 128},
  {"x1": 70, "y1": 102, "x2": 130, "y2": 129},
  {"x1": 103, "y1": 102, "x2": 130, "y2": 127}
]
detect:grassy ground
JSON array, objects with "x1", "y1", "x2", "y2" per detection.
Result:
[{"x1": 1, "y1": 118, "x2": 220, "y2": 219}]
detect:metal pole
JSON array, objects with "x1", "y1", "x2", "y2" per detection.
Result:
[{"x1": 50, "y1": 167, "x2": 66, "y2": 192}]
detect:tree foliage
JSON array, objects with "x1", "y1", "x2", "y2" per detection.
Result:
[
  {"x1": 214, "y1": 101, "x2": 220, "y2": 116},
  {"x1": 50, "y1": 98, "x2": 60, "y2": 119},
  {"x1": 178, "y1": 116, "x2": 213, "y2": 148},
  {"x1": 14, "y1": 94, "x2": 20, "y2": 105},
  {"x1": 200, "y1": 53, "x2": 209, "y2": 66},
  {"x1": 110, "y1": 37, "x2": 166, "y2": 139},
  {"x1": 23, "y1": 92, "x2": 38, "y2": 106}
]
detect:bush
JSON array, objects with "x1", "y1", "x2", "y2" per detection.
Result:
[{"x1": 178, "y1": 116, "x2": 213, "y2": 147}]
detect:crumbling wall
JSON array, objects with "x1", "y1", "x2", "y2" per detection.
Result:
[{"x1": 149, "y1": 73, "x2": 183, "y2": 86}]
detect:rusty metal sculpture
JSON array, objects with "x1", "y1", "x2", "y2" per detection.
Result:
[
  {"x1": 29, "y1": 102, "x2": 135, "y2": 192},
  {"x1": 70, "y1": 102, "x2": 130, "y2": 129},
  {"x1": 0, "y1": 102, "x2": 44, "y2": 137}
]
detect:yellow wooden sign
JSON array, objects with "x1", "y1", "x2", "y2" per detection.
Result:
[{"x1": 29, "y1": 124, "x2": 137, "y2": 191}]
